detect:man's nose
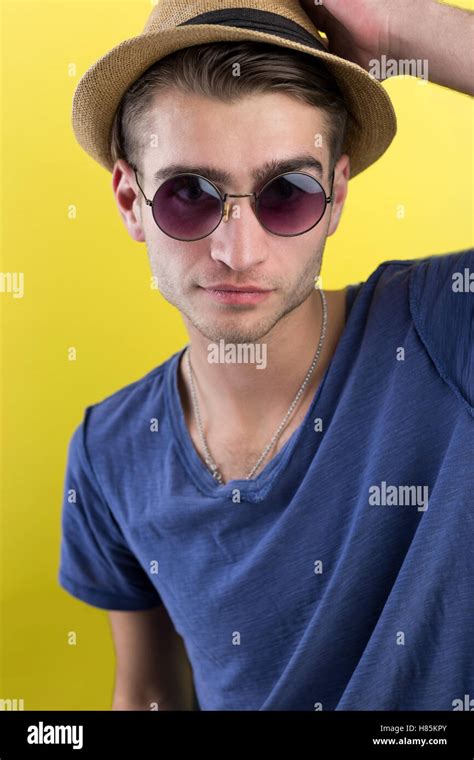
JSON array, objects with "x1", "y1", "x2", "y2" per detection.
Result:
[{"x1": 210, "y1": 197, "x2": 270, "y2": 271}]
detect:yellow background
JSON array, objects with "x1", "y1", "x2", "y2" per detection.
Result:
[{"x1": 1, "y1": 0, "x2": 473, "y2": 709}]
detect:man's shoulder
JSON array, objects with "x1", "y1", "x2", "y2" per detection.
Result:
[
  {"x1": 348, "y1": 248, "x2": 474, "y2": 309},
  {"x1": 367, "y1": 248, "x2": 474, "y2": 291},
  {"x1": 408, "y1": 248, "x2": 473, "y2": 413},
  {"x1": 73, "y1": 349, "x2": 183, "y2": 454},
  {"x1": 362, "y1": 248, "x2": 474, "y2": 413}
]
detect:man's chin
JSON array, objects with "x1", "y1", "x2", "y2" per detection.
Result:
[
  {"x1": 193, "y1": 326, "x2": 272, "y2": 345},
  {"x1": 185, "y1": 311, "x2": 278, "y2": 346},
  {"x1": 178, "y1": 286, "x2": 313, "y2": 345}
]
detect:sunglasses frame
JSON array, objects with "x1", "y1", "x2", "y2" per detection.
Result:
[{"x1": 131, "y1": 164, "x2": 335, "y2": 242}]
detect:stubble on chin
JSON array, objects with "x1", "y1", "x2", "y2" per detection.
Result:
[{"x1": 179, "y1": 276, "x2": 318, "y2": 345}]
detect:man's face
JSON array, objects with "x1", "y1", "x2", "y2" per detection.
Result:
[{"x1": 114, "y1": 88, "x2": 349, "y2": 344}]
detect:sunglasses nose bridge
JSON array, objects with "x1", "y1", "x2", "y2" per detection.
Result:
[{"x1": 222, "y1": 192, "x2": 257, "y2": 223}]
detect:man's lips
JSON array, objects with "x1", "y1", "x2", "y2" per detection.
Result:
[
  {"x1": 202, "y1": 284, "x2": 272, "y2": 292},
  {"x1": 199, "y1": 284, "x2": 274, "y2": 305}
]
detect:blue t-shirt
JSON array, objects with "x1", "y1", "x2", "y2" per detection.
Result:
[{"x1": 58, "y1": 249, "x2": 474, "y2": 711}]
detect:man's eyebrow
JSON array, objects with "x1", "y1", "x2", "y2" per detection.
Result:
[{"x1": 152, "y1": 154, "x2": 324, "y2": 186}]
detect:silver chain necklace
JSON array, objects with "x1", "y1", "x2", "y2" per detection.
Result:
[{"x1": 185, "y1": 288, "x2": 328, "y2": 485}]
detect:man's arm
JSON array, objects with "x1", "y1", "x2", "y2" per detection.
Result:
[
  {"x1": 109, "y1": 605, "x2": 196, "y2": 711},
  {"x1": 390, "y1": 0, "x2": 474, "y2": 95},
  {"x1": 300, "y1": 0, "x2": 474, "y2": 96}
]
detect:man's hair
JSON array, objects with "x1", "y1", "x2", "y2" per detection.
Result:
[{"x1": 110, "y1": 41, "x2": 349, "y2": 180}]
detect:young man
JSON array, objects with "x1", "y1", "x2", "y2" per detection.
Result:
[{"x1": 59, "y1": 0, "x2": 473, "y2": 711}]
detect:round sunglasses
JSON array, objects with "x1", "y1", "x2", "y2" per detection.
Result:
[{"x1": 131, "y1": 164, "x2": 335, "y2": 242}]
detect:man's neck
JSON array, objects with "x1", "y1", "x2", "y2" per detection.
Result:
[{"x1": 178, "y1": 287, "x2": 348, "y2": 435}]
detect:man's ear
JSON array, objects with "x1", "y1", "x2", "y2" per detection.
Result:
[
  {"x1": 112, "y1": 159, "x2": 146, "y2": 243},
  {"x1": 326, "y1": 154, "x2": 350, "y2": 238}
]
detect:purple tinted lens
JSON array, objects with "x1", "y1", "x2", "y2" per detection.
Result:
[
  {"x1": 258, "y1": 173, "x2": 326, "y2": 235},
  {"x1": 152, "y1": 174, "x2": 222, "y2": 240}
]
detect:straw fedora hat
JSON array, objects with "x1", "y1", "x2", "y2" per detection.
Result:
[{"x1": 72, "y1": 0, "x2": 397, "y2": 179}]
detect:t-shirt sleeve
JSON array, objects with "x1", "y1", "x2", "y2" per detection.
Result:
[
  {"x1": 409, "y1": 247, "x2": 474, "y2": 415},
  {"x1": 58, "y1": 416, "x2": 163, "y2": 611}
]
